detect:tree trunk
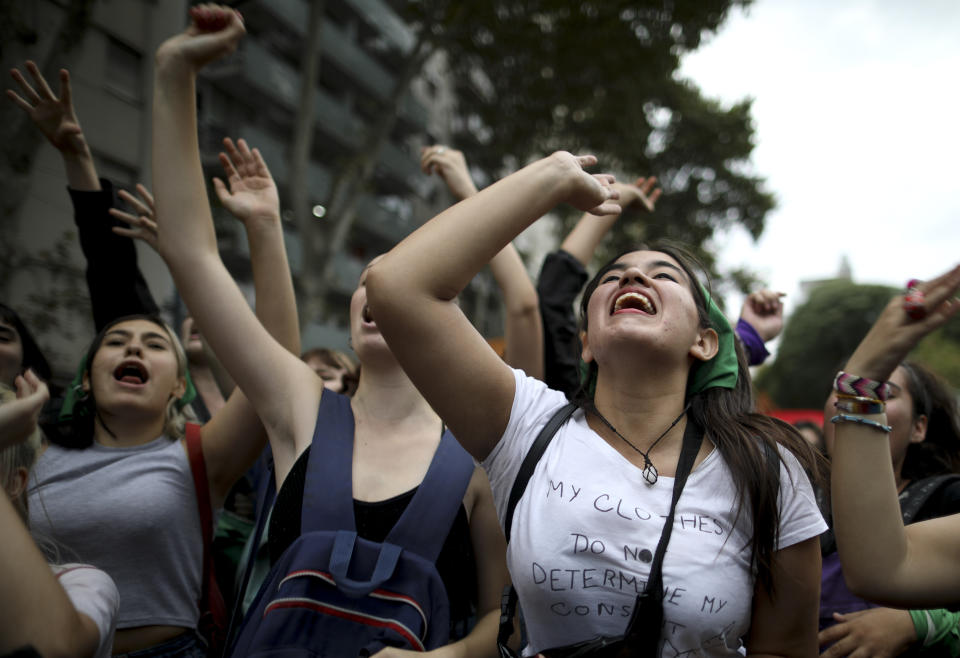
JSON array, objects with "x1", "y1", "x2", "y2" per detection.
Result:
[
  {"x1": 302, "y1": 35, "x2": 433, "y2": 321},
  {"x1": 288, "y1": 0, "x2": 326, "y2": 328}
]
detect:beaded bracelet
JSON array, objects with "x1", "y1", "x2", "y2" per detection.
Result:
[
  {"x1": 830, "y1": 414, "x2": 892, "y2": 433},
  {"x1": 834, "y1": 371, "x2": 891, "y2": 401},
  {"x1": 834, "y1": 397, "x2": 886, "y2": 414}
]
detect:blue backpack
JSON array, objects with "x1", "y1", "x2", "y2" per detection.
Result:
[{"x1": 228, "y1": 391, "x2": 475, "y2": 656}]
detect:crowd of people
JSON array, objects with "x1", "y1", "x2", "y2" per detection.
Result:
[{"x1": 2, "y1": 4, "x2": 960, "y2": 657}]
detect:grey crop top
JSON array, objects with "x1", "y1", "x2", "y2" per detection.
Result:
[{"x1": 28, "y1": 435, "x2": 203, "y2": 629}]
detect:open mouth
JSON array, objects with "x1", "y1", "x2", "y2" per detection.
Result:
[
  {"x1": 612, "y1": 291, "x2": 656, "y2": 315},
  {"x1": 113, "y1": 361, "x2": 149, "y2": 385},
  {"x1": 361, "y1": 304, "x2": 375, "y2": 324}
]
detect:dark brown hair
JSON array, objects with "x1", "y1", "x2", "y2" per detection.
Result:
[
  {"x1": 899, "y1": 361, "x2": 960, "y2": 481},
  {"x1": 577, "y1": 241, "x2": 824, "y2": 594},
  {"x1": 301, "y1": 347, "x2": 360, "y2": 396}
]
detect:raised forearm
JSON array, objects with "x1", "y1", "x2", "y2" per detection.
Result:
[
  {"x1": 152, "y1": 59, "x2": 218, "y2": 259},
  {"x1": 61, "y1": 147, "x2": 100, "y2": 192},
  {"x1": 190, "y1": 365, "x2": 226, "y2": 418},
  {"x1": 374, "y1": 157, "x2": 570, "y2": 302},
  {"x1": 245, "y1": 221, "x2": 300, "y2": 355},
  {"x1": 560, "y1": 210, "x2": 619, "y2": 267},
  {"x1": 490, "y1": 244, "x2": 543, "y2": 377}
]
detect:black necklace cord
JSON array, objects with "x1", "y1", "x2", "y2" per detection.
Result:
[{"x1": 588, "y1": 401, "x2": 692, "y2": 485}]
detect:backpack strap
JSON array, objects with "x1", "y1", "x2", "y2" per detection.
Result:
[
  {"x1": 900, "y1": 474, "x2": 960, "y2": 524},
  {"x1": 185, "y1": 422, "x2": 227, "y2": 654},
  {"x1": 504, "y1": 403, "x2": 577, "y2": 544},
  {"x1": 302, "y1": 390, "x2": 357, "y2": 533},
  {"x1": 385, "y1": 430, "x2": 475, "y2": 563}
]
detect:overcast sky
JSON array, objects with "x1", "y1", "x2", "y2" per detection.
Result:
[{"x1": 680, "y1": 0, "x2": 960, "y2": 341}]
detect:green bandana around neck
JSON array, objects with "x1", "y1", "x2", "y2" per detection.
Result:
[{"x1": 578, "y1": 286, "x2": 738, "y2": 396}]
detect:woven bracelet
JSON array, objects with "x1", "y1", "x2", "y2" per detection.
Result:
[
  {"x1": 834, "y1": 398, "x2": 886, "y2": 414},
  {"x1": 830, "y1": 413, "x2": 892, "y2": 433},
  {"x1": 834, "y1": 371, "x2": 891, "y2": 401}
]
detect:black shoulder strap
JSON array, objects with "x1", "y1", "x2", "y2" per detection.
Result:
[
  {"x1": 503, "y1": 402, "x2": 577, "y2": 544},
  {"x1": 497, "y1": 402, "x2": 576, "y2": 654},
  {"x1": 900, "y1": 474, "x2": 960, "y2": 524}
]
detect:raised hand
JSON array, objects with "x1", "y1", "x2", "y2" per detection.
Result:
[
  {"x1": 421, "y1": 145, "x2": 478, "y2": 200},
  {"x1": 212, "y1": 137, "x2": 281, "y2": 227},
  {"x1": 740, "y1": 289, "x2": 785, "y2": 342},
  {"x1": 845, "y1": 264, "x2": 960, "y2": 382},
  {"x1": 7, "y1": 61, "x2": 86, "y2": 155},
  {"x1": 109, "y1": 183, "x2": 159, "y2": 250},
  {"x1": 612, "y1": 176, "x2": 661, "y2": 213},
  {"x1": 551, "y1": 152, "x2": 620, "y2": 216},
  {"x1": 155, "y1": 3, "x2": 245, "y2": 71},
  {"x1": 0, "y1": 370, "x2": 49, "y2": 449}
]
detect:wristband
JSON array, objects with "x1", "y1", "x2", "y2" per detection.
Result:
[
  {"x1": 834, "y1": 371, "x2": 891, "y2": 401},
  {"x1": 909, "y1": 608, "x2": 960, "y2": 653},
  {"x1": 830, "y1": 414, "x2": 892, "y2": 433},
  {"x1": 834, "y1": 397, "x2": 886, "y2": 414}
]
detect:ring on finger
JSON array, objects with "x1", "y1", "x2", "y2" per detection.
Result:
[
  {"x1": 904, "y1": 279, "x2": 927, "y2": 321},
  {"x1": 436, "y1": 146, "x2": 446, "y2": 154}
]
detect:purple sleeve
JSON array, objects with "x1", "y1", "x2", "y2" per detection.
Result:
[{"x1": 736, "y1": 318, "x2": 770, "y2": 366}]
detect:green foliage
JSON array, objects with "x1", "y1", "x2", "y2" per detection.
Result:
[
  {"x1": 757, "y1": 280, "x2": 897, "y2": 408},
  {"x1": 409, "y1": 0, "x2": 772, "y2": 290},
  {"x1": 910, "y1": 317, "x2": 960, "y2": 389}
]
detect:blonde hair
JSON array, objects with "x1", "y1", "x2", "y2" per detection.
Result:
[
  {"x1": 87, "y1": 315, "x2": 196, "y2": 441},
  {"x1": 0, "y1": 385, "x2": 43, "y2": 524},
  {"x1": 158, "y1": 320, "x2": 196, "y2": 439}
]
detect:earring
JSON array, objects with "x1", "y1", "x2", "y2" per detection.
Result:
[{"x1": 73, "y1": 384, "x2": 90, "y2": 402}]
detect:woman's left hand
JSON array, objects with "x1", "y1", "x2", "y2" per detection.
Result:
[
  {"x1": 818, "y1": 608, "x2": 917, "y2": 657},
  {"x1": 0, "y1": 370, "x2": 49, "y2": 449},
  {"x1": 212, "y1": 137, "x2": 281, "y2": 228},
  {"x1": 845, "y1": 264, "x2": 960, "y2": 382},
  {"x1": 110, "y1": 183, "x2": 159, "y2": 250},
  {"x1": 550, "y1": 152, "x2": 620, "y2": 216}
]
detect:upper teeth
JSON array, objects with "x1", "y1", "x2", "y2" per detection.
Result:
[{"x1": 614, "y1": 292, "x2": 654, "y2": 314}]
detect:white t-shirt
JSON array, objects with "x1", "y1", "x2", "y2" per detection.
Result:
[
  {"x1": 53, "y1": 563, "x2": 119, "y2": 658},
  {"x1": 483, "y1": 370, "x2": 827, "y2": 657}
]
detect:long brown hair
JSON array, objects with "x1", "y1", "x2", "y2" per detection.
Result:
[
  {"x1": 577, "y1": 242, "x2": 824, "y2": 594},
  {"x1": 899, "y1": 361, "x2": 960, "y2": 481}
]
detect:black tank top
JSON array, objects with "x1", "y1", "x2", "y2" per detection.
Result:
[{"x1": 268, "y1": 445, "x2": 478, "y2": 637}]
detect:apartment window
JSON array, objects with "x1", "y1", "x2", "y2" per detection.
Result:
[{"x1": 105, "y1": 37, "x2": 143, "y2": 103}]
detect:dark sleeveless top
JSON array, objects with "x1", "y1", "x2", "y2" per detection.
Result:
[{"x1": 268, "y1": 445, "x2": 478, "y2": 636}]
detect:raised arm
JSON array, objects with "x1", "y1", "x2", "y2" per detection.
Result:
[
  {"x1": 737, "y1": 290, "x2": 785, "y2": 367},
  {"x1": 7, "y1": 62, "x2": 159, "y2": 329},
  {"x1": 366, "y1": 152, "x2": 619, "y2": 460},
  {"x1": 421, "y1": 145, "x2": 543, "y2": 378},
  {"x1": 151, "y1": 7, "x2": 319, "y2": 487},
  {"x1": 831, "y1": 265, "x2": 960, "y2": 606}
]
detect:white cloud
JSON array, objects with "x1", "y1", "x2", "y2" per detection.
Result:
[{"x1": 680, "y1": 0, "x2": 960, "y2": 326}]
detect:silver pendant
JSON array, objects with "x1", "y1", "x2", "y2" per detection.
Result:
[{"x1": 642, "y1": 462, "x2": 658, "y2": 485}]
